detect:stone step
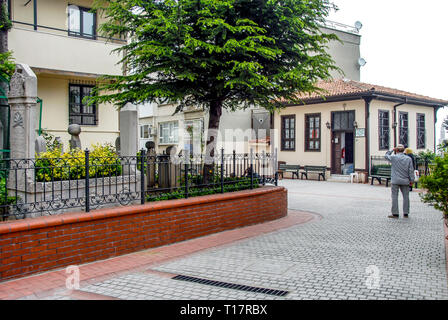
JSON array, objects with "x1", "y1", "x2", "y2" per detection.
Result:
[{"x1": 327, "y1": 174, "x2": 352, "y2": 183}]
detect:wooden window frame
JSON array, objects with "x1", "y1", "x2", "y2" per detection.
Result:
[
  {"x1": 398, "y1": 111, "x2": 409, "y2": 147},
  {"x1": 304, "y1": 113, "x2": 321, "y2": 152},
  {"x1": 378, "y1": 110, "x2": 390, "y2": 150},
  {"x1": 69, "y1": 84, "x2": 98, "y2": 126},
  {"x1": 281, "y1": 115, "x2": 296, "y2": 151},
  {"x1": 416, "y1": 113, "x2": 426, "y2": 149}
]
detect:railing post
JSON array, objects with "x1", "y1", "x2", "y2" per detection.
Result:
[
  {"x1": 140, "y1": 149, "x2": 146, "y2": 205},
  {"x1": 85, "y1": 148, "x2": 90, "y2": 213},
  {"x1": 274, "y1": 147, "x2": 278, "y2": 186},
  {"x1": 184, "y1": 158, "x2": 189, "y2": 198},
  {"x1": 250, "y1": 148, "x2": 254, "y2": 189},
  {"x1": 232, "y1": 149, "x2": 236, "y2": 178},
  {"x1": 221, "y1": 148, "x2": 224, "y2": 193}
]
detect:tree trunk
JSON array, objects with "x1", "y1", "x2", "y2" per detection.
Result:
[
  {"x1": 203, "y1": 100, "x2": 222, "y2": 184},
  {"x1": 0, "y1": 0, "x2": 9, "y2": 154},
  {"x1": 0, "y1": 0, "x2": 8, "y2": 54}
]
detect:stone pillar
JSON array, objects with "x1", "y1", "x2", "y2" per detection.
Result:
[
  {"x1": 119, "y1": 103, "x2": 138, "y2": 175},
  {"x1": 8, "y1": 64, "x2": 38, "y2": 160},
  {"x1": 119, "y1": 103, "x2": 138, "y2": 157}
]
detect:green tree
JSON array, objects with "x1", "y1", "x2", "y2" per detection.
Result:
[
  {"x1": 442, "y1": 115, "x2": 448, "y2": 130},
  {"x1": 90, "y1": 0, "x2": 340, "y2": 181},
  {"x1": 419, "y1": 146, "x2": 448, "y2": 223}
]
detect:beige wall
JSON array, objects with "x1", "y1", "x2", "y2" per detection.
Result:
[
  {"x1": 276, "y1": 99, "x2": 437, "y2": 178},
  {"x1": 36, "y1": 75, "x2": 119, "y2": 150},
  {"x1": 369, "y1": 100, "x2": 435, "y2": 156},
  {"x1": 321, "y1": 27, "x2": 361, "y2": 81},
  {"x1": 275, "y1": 100, "x2": 367, "y2": 172},
  {"x1": 10, "y1": 0, "x2": 123, "y2": 75}
]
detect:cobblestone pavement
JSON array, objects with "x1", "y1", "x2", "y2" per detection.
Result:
[
  {"x1": 18, "y1": 180, "x2": 448, "y2": 300},
  {"x1": 70, "y1": 180, "x2": 448, "y2": 300}
]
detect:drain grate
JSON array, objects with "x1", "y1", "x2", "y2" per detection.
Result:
[{"x1": 171, "y1": 275, "x2": 289, "y2": 297}]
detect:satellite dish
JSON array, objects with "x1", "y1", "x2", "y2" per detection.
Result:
[
  {"x1": 354, "y1": 21, "x2": 363, "y2": 31},
  {"x1": 358, "y1": 57, "x2": 367, "y2": 67}
]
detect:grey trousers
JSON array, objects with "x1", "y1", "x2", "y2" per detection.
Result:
[{"x1": 391, "y1": 184, "x2": 410, "y2": 215}]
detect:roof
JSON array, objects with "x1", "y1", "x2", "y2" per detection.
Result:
[{"x1": 283, "y1": 79, "x2": 448, "y2": 107}]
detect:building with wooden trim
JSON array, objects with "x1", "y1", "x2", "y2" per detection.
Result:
[{"x1": 275, "y1": 78, "x2": 448, "y2": 181}]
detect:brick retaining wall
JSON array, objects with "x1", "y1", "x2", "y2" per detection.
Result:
[{"x1": 0, "y1": 186, "x2": 287, "y2": 282}]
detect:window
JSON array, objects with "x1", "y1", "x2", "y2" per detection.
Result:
[
  {"x1": 399, "y1": 112, "x2": 409, "y2": 147},
  {"x1": 417, "y1": 113, "x2": 426, "y2": 149},
  {"x1": 68, "y1": 5, "x2": 96, "y2": 39},
  {"x1": 184, "y1": 119, "x2": 204, "y2": 154},
  {"x1": 69, "y1": 84, "x2": 97, "y2": 125},
  {"x1": 378, "y1": 110, "x2": 390, "y2": 150},
  {"x1": 332, "y1": 111, "x2": 355, "y2": 131},
  {"x1": 281, "y1": 115, "x2": 295, "y2": 151},
  {"x1": 159, "y1": 121, "x2": 179, "y2": 144},
  {"x1": 305, "y1": 114, "x2": 321, "y2": 151},
  {"x1": 140, "y1": 124, "x2": 151, "y2": 139}
]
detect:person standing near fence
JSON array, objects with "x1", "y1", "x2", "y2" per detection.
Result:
[{"x1": 385, "y1": 144, "x2": 415, "y2": 219}]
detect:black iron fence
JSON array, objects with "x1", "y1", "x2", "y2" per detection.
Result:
[
  {"x1": 370, "y1": 155, "x2": 434, "y2": 177},
  {"x1": 0, "y1": 149, "x2": 278, "y2": 220}
]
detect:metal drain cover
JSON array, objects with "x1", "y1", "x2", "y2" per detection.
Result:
[{"x1": 172, "y1": 275, "x2": 289, "y2": 297}]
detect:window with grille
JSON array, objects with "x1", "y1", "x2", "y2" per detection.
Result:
[
  {"x1": 416, "y1": 113, "x2": 425, "y2": 149},
  {"x1": 399, "y1": 112, "x2": 408, "y2": 147},
  {"x1": 305, "y1": 114, "x2": 321, "y2": 151},
  {"x1": 281, "y1": 115, "x2": 295, "y2": 151},
  {"x1": 378, "y1": 110, "x2": 390, "y2": 150},
  {"x1": 69, "y1": 84, "x2": 97, "y2": 125}
]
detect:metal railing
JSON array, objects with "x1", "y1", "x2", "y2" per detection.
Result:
[
  {"x1": 0, "y1": 149, "x2": 278, "y2": 220},
  {"x1": 370, "y1": 155, "x2": 434, "y2": 177}
]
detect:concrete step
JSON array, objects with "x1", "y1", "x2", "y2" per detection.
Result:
[{"x1": 327, "y1": 174, "x2": 351, "y2": 183}]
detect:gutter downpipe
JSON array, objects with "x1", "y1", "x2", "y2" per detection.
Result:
[
  {"x1": 393, "y1": 98, "x2": 407, "y2": 147},
  {"x1": 363, "y1": 96, "x2": 373, "y2": 182},
  {"x1": 37, "y1": 97, "x2": 43, "y2": 136},
  {"x1": 434, "y1": 106, "x2": 440, "y2": 153}
]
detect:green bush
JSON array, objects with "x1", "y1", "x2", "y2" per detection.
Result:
[
  {"x1": 35, "y1": 143, "x2": 122, "y2": 182},
  {"x1": 0, "y1": 176, "x2": 17, "y2": 206},
  {"x1": 419, "y1": 146, "x2": 448, "y2": 221},
  {"x1": 147, "y1": 177, "x2": 260, "y2": 202}
]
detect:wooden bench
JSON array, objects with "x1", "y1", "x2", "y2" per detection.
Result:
[
  {"x1": 370, "y1": 167, "x2": 391, "y2": 187},
  {"x1": 278, "y1": 164, "x2": 300, "y2": 179},
  {"x1": 300, "y1": 166, "x2": 326, "y2": 181}
]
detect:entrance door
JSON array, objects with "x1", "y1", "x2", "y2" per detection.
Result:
[{"x1": 331, "y1": 132, "x2": 342, "y2": 174}]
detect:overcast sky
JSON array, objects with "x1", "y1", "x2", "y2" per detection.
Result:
[{"x1": 327, "y1": 0, "x2": 448, "y2": 143}]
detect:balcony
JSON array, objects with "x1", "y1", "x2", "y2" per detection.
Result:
[{"x1": 9, "y1": 23, "x2": 125, "y2": 76}]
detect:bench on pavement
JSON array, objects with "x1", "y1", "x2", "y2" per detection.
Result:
[
  {"x1": 278, "y1": 164, "x2": 301, "y2": 179},
  {"x1": 370, "y1": 167, "x2": 391, "y2": 187},
  {"x1": 300, "y1": 166, "x2": 326, "y2": 181}
]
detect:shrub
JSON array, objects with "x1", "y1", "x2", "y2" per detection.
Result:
[
  {"x1": 35, "y1": 144, "x2": 121, "y2": 182},
  {"x1": 147, "y1": 177, "x2": 260, "y2": 202},
  {"x1": 419, "y1": 146, "x2": 448, "y2": 221}
]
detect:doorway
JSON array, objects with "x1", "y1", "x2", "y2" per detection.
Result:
[{"x1": 331, "y1": 111, "x2": 355, "y2": 175}]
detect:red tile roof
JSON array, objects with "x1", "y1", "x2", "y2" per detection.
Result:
[{"x1": 282, "y1": 79, "x2": 448, "y2": 106}]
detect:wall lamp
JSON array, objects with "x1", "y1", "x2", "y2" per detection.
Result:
[
  {"x1": 353, "y1": 121, "x2": 358, "y2": 129},
  {"x1": 326, "y1": 121, "x2": 331, "y2": 129}
]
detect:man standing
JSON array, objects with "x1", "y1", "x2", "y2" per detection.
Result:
[{"x1": 385, "y1": 144, "x2": 415, "y2": 219}]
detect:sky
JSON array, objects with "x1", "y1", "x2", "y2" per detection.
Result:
[{"x1": 326, "y1": 0, "x2": 448, "y2": 144}]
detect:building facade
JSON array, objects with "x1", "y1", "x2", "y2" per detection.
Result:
[
  {"x1": 8, "y1": 0, "x2": 124, "y2": 149},
  {"x1": 275, "y1": 79, "x2": 447, "y2": 180}
]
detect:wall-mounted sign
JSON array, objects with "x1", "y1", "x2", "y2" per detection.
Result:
[{"x1": 355, "y1": 128, "x2": 366, "y2": 137}]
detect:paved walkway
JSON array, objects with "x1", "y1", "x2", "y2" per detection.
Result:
[{"x1": 2, "y1": 180, "x2": 448, "y2": 300}]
